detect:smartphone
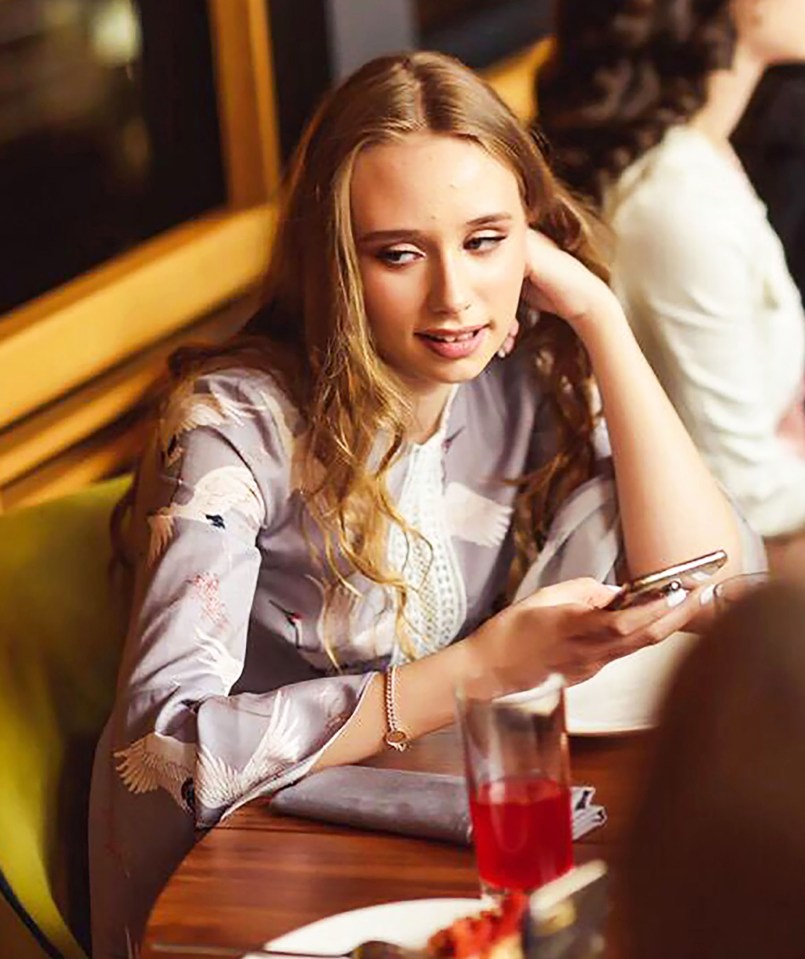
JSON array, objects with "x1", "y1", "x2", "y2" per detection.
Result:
[
  {"x1": 523, "y1": 860, "x2": 609, "y2": 959},
  {"x1": 605, "y1": 549, "x2": 728, "y2": 611}
]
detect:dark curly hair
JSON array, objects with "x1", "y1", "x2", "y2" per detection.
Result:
[{"x1": 536, "y1": 0, "x2": 737, "y2": 205}]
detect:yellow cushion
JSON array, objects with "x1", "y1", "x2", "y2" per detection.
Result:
[{"x1": 0, "y1": 477, "x2": 132, "y2": 959}]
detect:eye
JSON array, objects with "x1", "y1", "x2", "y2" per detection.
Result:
[
  {"x1": 376, "y1": 247, "x2": 421, "y2": 266},
  {"x1": 465, "y1": 232, "x2": 506, "y2": 253}
]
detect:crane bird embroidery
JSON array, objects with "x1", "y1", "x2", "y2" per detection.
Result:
[
  {"x1": 114, "y1": 731, "x2": 196, "y2": 812},
  {"x1": 305, "y1": 575, "x2": 397, "y2": 664},
  {"x1": 196, "y1": 625, "x2": 244, "y2": 693},
  {"x1": 443, "y1": 482, "x2": 513, "y2": 547},
  {"x1": 259, "y1": 387, "x2": 327, "y2": 494},
  {"x1": 194, "y1": 689, "x2": 304, "y2": 812},
  {"x1": 147, "y1": 465, "x2": 265, "y2": 565},
  {"x1": 159, "y1": 380, "x2": 270, "y2": 465}
]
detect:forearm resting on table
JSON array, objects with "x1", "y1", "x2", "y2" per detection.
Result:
[{"x1": 313, "y1": 638, "x2": 493, "y2": 770}]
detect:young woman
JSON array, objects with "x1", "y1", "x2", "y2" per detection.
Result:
[
  {"x1": 89, "y1": 52, "x2": 749, "y2": 958},
  {"x1": 537, "y1": 0, "x2": 805, "y2": 572}
]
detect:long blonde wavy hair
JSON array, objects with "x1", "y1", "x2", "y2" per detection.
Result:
[{"x1": 117, "y1": 51, "x2": 607, "y2": 659}]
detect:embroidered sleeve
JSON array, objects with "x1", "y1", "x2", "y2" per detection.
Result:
[
  {"x1": 115, "y1": 371, "x2": 375, "y2": 821},
  {"x1": 90, "y1": 371, "x2": 378, "y2": 957}
]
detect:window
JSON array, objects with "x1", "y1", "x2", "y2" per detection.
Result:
[
  {"x1": 269, "y1": 0, "x2": 549, "y2": 160},
  {"x1": 0, "y1": 0, "x2": 279, "y2": 509},
  {"x1": 0, "y1": 0, "x2": 225, "y2": 315},
  {"x1": 416, "y1": 0, "x2": 549, "y2": 68}
]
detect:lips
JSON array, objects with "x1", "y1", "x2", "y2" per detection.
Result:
[
  {"x1": 416, "y1": 324, "x2": 490, "y2": 360},
  {"x1": 417, "y1": 324, "x2": 488, "y2": 343}
]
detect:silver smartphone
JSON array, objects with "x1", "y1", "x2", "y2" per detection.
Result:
[{"x1": 605, "y1": 549, "x2": 728, "y2": 611}]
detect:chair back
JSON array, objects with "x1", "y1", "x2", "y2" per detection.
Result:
[{"x1": 0, "y1": 477, "x2": 132, "y2": 959}]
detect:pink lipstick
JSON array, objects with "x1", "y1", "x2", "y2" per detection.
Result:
[{"x1": 417, "y1": 325, "x2": 489, "y2": 360}]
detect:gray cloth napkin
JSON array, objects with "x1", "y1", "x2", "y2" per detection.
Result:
[{"x1": 270, "y1": 766, "x2": 606, "y2": 844}]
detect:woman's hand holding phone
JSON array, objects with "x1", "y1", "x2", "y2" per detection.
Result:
[
  {"x1": 604, "y1": 549, "x2": 728, "y2": 611},
  {"x1": 462, "y1": 576, "x2": 709, "y2": 694}
]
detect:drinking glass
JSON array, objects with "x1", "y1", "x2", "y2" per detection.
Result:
[{"x1": 456, "y1": 674, "x2": 573, "y2": 898}]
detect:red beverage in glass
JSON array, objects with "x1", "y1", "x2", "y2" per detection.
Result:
[{"x1": 469, "y1": 774, "x2": 573, "y2": 891}]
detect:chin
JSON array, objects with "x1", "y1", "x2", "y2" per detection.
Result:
[
  {"x1": 388, "y1": 339, "x2": 504, "y2": 392},
  {"x1": 432, "y1": 352, "x2": 499, "y2": 385}
]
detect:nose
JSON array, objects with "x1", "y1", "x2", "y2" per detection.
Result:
[{"x1": 427, "y1": 252, "x2": 472, "y2": 316}]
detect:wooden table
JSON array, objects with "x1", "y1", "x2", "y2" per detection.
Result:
[{"x1": 142, "y1": 728, "x2": 652, "y2": 959}]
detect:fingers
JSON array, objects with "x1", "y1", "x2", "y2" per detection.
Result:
[
  {"x1": 592, "y1": 585, "x2": 706, "y2": 661},
  {"x1": 633, "y1": 585, "x2": 708, "y2": 644},
  {"x1": 557, "y1": 587, "x2": 704, "y2": 683},
  {"x1": 527, "y1": 228, "x2": 560, "y2": 253},
  {"x1": 514, "y1": 581, "x2": 705, "y2": 688},
  {"x1": 591, "y1": 588, "x2": 690, "y2": 634},
  {"x1": 518, "y1": 577, "x2": 617, "y2": 611},
  {"x1": 497, "y1": 318, "x2": 520, "y2": 358},
  {"x1": 523, "y1": 230, "x2": 560, "y2": 281}
]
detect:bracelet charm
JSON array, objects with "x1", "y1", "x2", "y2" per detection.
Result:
[{"x1": 383, "y1": 665, "x2": 410, "y2": 752}]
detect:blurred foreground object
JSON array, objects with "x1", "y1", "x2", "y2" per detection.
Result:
[
  {"x1": 525, "y1": 861, "x2": 608, "y2": 959},
  {"x1": 426, "y1": 862, "x2": 608, "y2": 959},
  {"x1": 622, "y1": 581, "x2": 805, "y2": 959}
]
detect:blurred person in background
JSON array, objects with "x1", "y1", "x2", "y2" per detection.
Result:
[
  {"x1": 89, "y1": 50, "x2": 751, "y2": 958},
  {"x1": 734, "y1": 63, "x2": 805, "y2": 300},
  {"x1": 537, "y1": 0, "x2": 805, "y2": 577},
  {"x1": 621, "y1": 580, "x2": 805, "y2": 959}
]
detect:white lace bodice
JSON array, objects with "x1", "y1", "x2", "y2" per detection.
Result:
[{"x1": 388, "y1": 395, "x2": 467, "y2": 662}]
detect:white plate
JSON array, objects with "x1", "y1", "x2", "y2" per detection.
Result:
[
  {"x1": 565, "y1": 630, "x2": 698, "y2": 735},
  {"x1": 264, "y1": 898, "x2": 481, "y2": 956}
]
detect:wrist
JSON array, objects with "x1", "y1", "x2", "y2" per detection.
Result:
[
  {"x1": 457, "y1": 612, "x2": 518, "y2": 701},
  {"x1": 382, "y1": 665, "x2": 410, "y2": 751},
  {"x1": 565, "y1": 291, "x2": 629, "y2": 343}
]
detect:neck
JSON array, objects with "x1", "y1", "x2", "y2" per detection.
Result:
[
  {"x1": 691, "y1": 43, "x2": 765, "y2": 144},
  {"x1": 407, "y1": 383, "x2": 453, "y2": 444}
]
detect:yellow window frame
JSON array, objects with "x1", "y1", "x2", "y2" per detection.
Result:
[{"x1": 0, "y1": 0, "x2": 281, "y2": 508}]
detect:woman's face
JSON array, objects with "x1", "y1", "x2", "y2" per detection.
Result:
[
  {"x1": 350, "y1": 133, "x2": 528, "y2": 399},
  {"x1": 735, "y1": 0, "x2": 805, "y2": 64}
]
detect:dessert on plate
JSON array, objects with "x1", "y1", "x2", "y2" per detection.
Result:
[
  {"x1": 425, "y1": 862, "x2": 608, "y2": 959},
  {"x1": 427, "y1": 893, "x2": 527, "y2": 959}
]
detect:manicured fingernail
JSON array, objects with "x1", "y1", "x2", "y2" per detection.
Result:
[
  {"x1": 666, "y1": 588, "x2": 688, "y2": 608},
  {"x1": 699, "y1": 583, "x2": 716, "y2": 606}
]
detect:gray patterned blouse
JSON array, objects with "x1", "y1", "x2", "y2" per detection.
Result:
[{"x1": 88, "y1": 353, "x2": 762, "y2": 959}]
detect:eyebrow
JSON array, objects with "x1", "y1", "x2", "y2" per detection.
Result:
[{"x1": 356, "y1": 212, "x2": 513, "y2": 244}]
